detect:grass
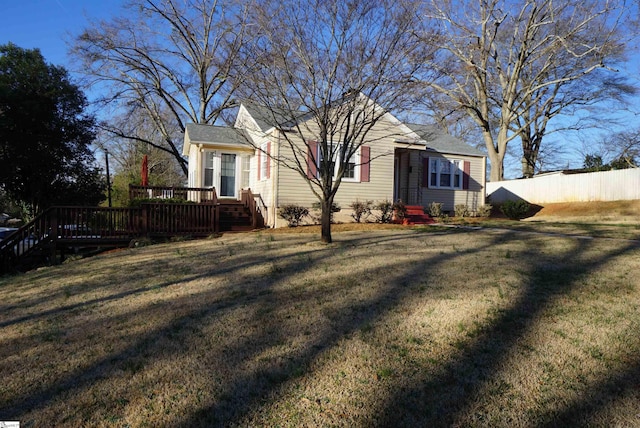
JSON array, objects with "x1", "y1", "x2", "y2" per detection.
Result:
[{"x1": 1, "y1": 224, "x2": 639, "y2": 427}]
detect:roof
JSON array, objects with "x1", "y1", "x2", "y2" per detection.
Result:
[
  {"x1": 185, "y1": 123, "x2": 252, "y2": 147},
  {"x1": 405, "y1": 123, "x2": 485, "y2": 157},
  {"x1": 240, "y1": 102, "x2": 303, "y2": 132}
]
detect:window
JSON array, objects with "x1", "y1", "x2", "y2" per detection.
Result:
[
  {"x1": 259, "y1": 142, "x2": 270, "y2": 180},
  {"x1": 318, "y1": 143, "x2": 359, "y2": 181},
  {"x1": 429, "y1": 158, "x2": 463, "y2": 189},
  {"x1": 307, "y1": 141, "x2": 370, "y2": 182},
  {"x1": 204, "y1": 151, "x2": 215, "y2": 187},
  {"x1": 241, "y1": 155, "x2": 251, "y2": 188}
]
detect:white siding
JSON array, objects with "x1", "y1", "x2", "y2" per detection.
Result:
[{"x1": 487, "y1": 168, "x2": 640, "y2": 204}]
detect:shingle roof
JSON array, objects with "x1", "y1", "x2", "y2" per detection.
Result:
[
  {"x1": 240, "y1": 102, "x2": 302, "y2": 131},
  {"x1": 185, "y1": 123, "x2": 251, "y2": 147},
  {"x1": 406, "y1": 123, "x2": 485, "y2": 157}
]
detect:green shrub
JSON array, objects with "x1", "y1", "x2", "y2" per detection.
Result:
[
  {"x1": 350, "y1": 200, "x2": 373, "y2": 223},
  {"x1": 427, "y1": 202, "x2": 443, "y2": 218},
  {"x1": 500, "y1": 200, "x2": 530, "y2": 220},
  {"x1": 454, "y1": 204, "x2": 470, "y2": 218},
  {"x1": 476, "y1": 204, "x2": 493, "y2": 217},
  {"x1": 278, "y1": 204, "x2": 309, "y2": 227},
  {"x1": 374, "y1": 200, "x2": 394, "y2": 223}
]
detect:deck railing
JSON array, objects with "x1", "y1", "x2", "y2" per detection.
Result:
[
  {"x1": 241, "y1": 188, "x2": 266, "y2": 229},
  {"x1": 129, "y1": 185, "x2": 218, "y2": 204},
  {"x1": 0, "y1": 203, "x2": 220, "y2": 273}
]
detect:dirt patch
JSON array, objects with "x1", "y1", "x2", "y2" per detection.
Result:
[{"x1": 526, "y1": 200, "x2": 640, "y2": 223}]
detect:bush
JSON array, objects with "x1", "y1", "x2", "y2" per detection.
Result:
[
  {"x1": 427, "y1": 202, "x2": 443, "y2": 218},
  {"x1": 454, "y1": 204, "x2": 470, "y2": 218},
  {"x1": 311, "y1": 201, "x2": 341, "y2": 224},
  {"x1": 278, "y1": 204, "x2": 309, "y2": 227},
  {"x1": 374, "y1": 200, "x2": 394, "y2": 223},
  {"x1": 500, "y1": 200, "x2": 530, "y2": 220},
  {"x1": 393, "y1": 199, "x2": 407, "y2": 221},
  {"x1": 350, "y1": 200, "x2": 373, "y2": 223},
  {"x1": 476, "y1": 204, "x2": 493, "y2": 217}
]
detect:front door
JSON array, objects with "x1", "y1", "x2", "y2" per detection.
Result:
[{"x1": 220, "y1": 153, "x2": 237, "y2": 198}]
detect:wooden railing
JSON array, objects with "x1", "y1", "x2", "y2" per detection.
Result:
[
  {"x1": 241, "y1": 188, "x2": 266, "y2": 229},
  {"x1": 129, "y1": 185, "x2": 218, "y2": 204},
  {"x1": 0, "y1": 203, "x2": 220, "y2": 273}
]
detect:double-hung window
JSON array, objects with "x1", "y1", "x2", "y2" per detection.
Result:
[
  {"x1": 429, "y1": 158, "x2": 463, "y2": 189},
  {"x1": 318, "y1": 143, "x2": 359, "y2": 181},
  {"x1": 204, "y1": 151, "x2": 215, "y2": 188}
]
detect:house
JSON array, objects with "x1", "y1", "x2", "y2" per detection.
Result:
[{"x1": 182, "y1": 99, "x2": 486, "y2": 228}]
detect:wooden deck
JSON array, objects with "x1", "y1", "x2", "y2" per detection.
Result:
[{"x1": 0, "y1": 186, "x2": 266, "y2": 273}]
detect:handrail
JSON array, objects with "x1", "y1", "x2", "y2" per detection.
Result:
[
  {"x1": 1, "y1": 202, "x2": 222, "y2": 273},
  {"x1": 129, "y1": 184, "x2": 218, "y2": 203},
  {"x1": 241, "y1": 188, "x2": 266, "y2": 229}
]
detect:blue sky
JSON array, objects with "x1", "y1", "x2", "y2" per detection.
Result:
[{"x1": 1, "y1": 0, "x2": 124, "y2": 70}]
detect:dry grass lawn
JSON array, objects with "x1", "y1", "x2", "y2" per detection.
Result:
[{"x1": 1, "y1": 223, "x2": 639, "y2": 427}]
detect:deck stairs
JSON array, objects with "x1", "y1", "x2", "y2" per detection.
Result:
[{"x1": 218, "y1": 200, "x2": 254, "y2": 232}]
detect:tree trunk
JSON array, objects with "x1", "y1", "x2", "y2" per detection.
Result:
[{"x1": 320, "y1": 197, "x2": 333, "y2": 244}]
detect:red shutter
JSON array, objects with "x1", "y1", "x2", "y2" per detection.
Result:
[
  {"x1": 257, "y1": 149, "x2": 261, "y2": 181},
  {"x1": 360, "y1": 146, "x2": 370, "y2": 182},
  {"x1": 422, "y1": 157, "x2": 429, "y2": 187},
  {"x1": 307, "y1": 141, "x2": 318, "y2": 179},
  {"x1": 266, "y1": 141, "x2": 271, "y2": 179},
  {"x1": 463, "y1": 160, "x2": 470, "y2": 190}
]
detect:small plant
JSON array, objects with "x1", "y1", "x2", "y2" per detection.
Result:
[
  {"x1": 311, "y1": 201, "x2": 341, "y2": 224},
  {"x1": 427, "y1": 202, "x2": 443, "y2": 218},
  {"x1": 278, "y1": 204, "x2": 309, "y2": 227},
  {"x1": 476, "y1": 204, "x2": 493, "y2": 217},
  {"x1": 500, "y1": 200, "x2": 530, "y2": 220},
  {"x1": 349, "y1": 200, "x2": 373, "y2": 223},
  {"x1": 393, "y1": 199, "x2": 407, "y2": 221},
  {"x1": 454, "y1": 204, "x2": 470, "y2": 218},
  {"x1": 374, "y1": 200, "x2": 394, "y2": 223}
]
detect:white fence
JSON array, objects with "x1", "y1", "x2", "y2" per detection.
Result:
[{"x1": 487, "y1": 168, "x2": 640, "y2": 204}]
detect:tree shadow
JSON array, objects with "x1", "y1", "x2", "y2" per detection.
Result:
[{"x1": 1, "y1": 229, "x2": 637, "y2": 427}]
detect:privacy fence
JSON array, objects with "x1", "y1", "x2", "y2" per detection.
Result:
[{"x1": 487, "y1": 168, "x2": 640, "y2": 204}]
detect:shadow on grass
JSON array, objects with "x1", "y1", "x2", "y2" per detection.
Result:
[{"x1": 1, "y1": 229, "x2": 638, "y2": 426}]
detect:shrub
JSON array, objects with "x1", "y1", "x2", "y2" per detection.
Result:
[
  {"x1": 374, "y1": 200, "x2": 394, "y2": 223},
  {"x1": 476, "y1": 204, "x2": 493, "y2": 217},
  {"x1": 454, "y1": 204, "x2": 470, "y2": 218},
  {"x1": 278, "y1": 204, "x2": 309, "y2": 227},
  {"x1": 311, "y1": 201, "x2": 341, "y2": 224},
  {"x1": 427, "y1": 202, "x2": 443, "y2": 218},
  {"x1": 500, "y1": 200, "x2": 530, "y2": 220},
  {"x1": 393, "y1": 199, "x2": 407, "y2": 221},
  {"x1": 350, "y1": 200, "x2": 373, "y2": 223}
]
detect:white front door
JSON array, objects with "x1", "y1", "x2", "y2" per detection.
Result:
[{"x1": 203, "y1": 151, "x2": 239, "y2": 198}]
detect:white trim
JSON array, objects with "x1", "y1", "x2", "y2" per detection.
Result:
[
  {"x1": 429, "y1": 158, "x2": 463, "y2": 190},
  {"x1": 318, "y1": 142, "x2": 361, "y2": 182}
]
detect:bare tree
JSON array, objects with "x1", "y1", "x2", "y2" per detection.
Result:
[
  {"x1": 241, "y1": 0, "x2": 433, "y2": 243},
  {"x1": 71, "y1": 0, "x2": 250, "y2": 175},
  {"x1": 422, "y1": 0, "x2": 634, "y2": 181}
]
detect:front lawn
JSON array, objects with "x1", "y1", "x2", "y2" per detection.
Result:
[{"x1": 1, "y1": 227, "x2": 638, "y2": 426}]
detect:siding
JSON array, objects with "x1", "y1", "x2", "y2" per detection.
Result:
[
  {"x1": 275, "y1": 117, "x2": 398, "y2": 211},
  {"x1": 487, "y1": 168, "x2": 640, "y2": 204},
  {"x1": 416, "y1": 152, "x2": 486, "y2": 213}
]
